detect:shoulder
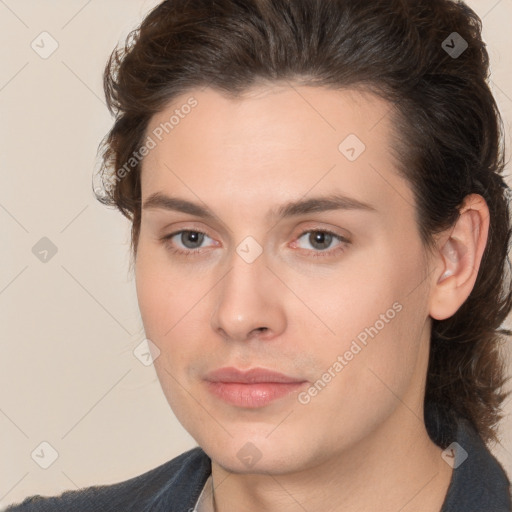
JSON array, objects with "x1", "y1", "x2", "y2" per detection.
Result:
[
  {"x1": 440, "y1": 417, "x2": 512, "y2": 512},
  {"x1": 4, "y1": 447, "x2": 211, "y2": 512}
]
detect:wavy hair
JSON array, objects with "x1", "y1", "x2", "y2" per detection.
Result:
[{"x1": 94, "y1": 0, "x2": 512, "y2": 445}]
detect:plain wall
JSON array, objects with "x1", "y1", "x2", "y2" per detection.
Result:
[{"x1": 1, "y1": 0, "x2": 511, "y2": 508}]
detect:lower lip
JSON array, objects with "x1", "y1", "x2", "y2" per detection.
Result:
[{"x1": 205, "y1": 381, "x2": 307, "y2": 408}]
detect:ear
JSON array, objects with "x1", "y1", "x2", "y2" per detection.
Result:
[{"x1": 428, "y1": 194, "x2": 490, "y2": 321}]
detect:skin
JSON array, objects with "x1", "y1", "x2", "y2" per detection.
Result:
[{"x1": 135, "y1": 84, "x2": 489, "y2": 512}]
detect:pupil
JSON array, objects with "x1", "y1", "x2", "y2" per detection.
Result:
[
  {"x1": 182, "y1": 231, "x2": 204, "y2": 248},
  {"x1": 311, "y1": 231, "x2": 332, "y2": 250}
]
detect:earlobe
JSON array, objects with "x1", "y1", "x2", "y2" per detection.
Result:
[{"x1": 429, "y1": 194, "x2": 489, "y2": 320}]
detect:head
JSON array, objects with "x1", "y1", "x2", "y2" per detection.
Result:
[{"x1": 94, "y1": 0, "x2": 512, "y2": 470}]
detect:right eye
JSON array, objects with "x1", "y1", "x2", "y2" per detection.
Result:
[{"x1": 160, "y1": 230, "x2": 218, "y2": 256}]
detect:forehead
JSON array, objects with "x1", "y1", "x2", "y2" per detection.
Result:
[{"x1": 140, "y1": 84, "x2": 415, "y2": 222}]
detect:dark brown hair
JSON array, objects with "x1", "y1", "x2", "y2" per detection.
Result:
[{"x1": 94, "y1": 0, "x2": 512, "y2": 445}]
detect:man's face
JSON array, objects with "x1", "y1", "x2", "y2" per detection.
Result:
[{"x1": 135, "y1": 84, "x2": 434, "y2": 474}]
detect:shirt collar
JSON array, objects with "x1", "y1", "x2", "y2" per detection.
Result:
[{"x1": 193, "y1": 474, "x2": 214, "y2": 512}]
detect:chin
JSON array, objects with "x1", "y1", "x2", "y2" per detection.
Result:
[
  {"x1": 201, "y1": 433, "x2": 312, "y2": 476},
  {"x1": 213, "y1": 451, "x2": 299, "y2": 475}
]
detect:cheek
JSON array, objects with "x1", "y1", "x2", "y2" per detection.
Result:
[
  {"x1": 307, "y1": 245, "x2": 429, "y2": 398},
  {"x1": 134, "y1": 251, "x2": 201, "y2": 417},
  {"x1": 134, "y1": 245, "x2": 210, "y2": 368},
  {"x1": 135, "y1": 243, "x2": 194, "y2": 330},
  {"x1": 134, "y1": 261, "x2": 167, "y2": 338},
  {"x1": 295, "y1": 289, "x2": 426, "y2": 444},
  {"x1": 134, "y1": 247, "x2": 186, "y2": 359}
]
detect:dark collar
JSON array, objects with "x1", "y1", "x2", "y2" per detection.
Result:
[{"x1": 439, "y1": 416, "x2": 511, "y2": 511}]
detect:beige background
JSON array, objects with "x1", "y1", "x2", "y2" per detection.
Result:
[{"x1": 1, "y1": 0, "x2": 511, "y2": 508}]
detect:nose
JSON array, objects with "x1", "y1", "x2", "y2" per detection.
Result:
[{"x1": 210, "y1": 250, "x2": 287, "y2": 343}]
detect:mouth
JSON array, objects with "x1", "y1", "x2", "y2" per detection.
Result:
[{"x1": 204, "y1": 367, "x2": 308, "y2": 408}]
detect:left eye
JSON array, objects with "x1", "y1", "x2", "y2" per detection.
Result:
[{"x1": 295, "y1": 230, "x2": 347, "y2": 252}]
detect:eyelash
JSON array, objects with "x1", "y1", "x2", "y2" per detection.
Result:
[{"x1": 160, "y1": 229, "x2": 349, "y2": 259}]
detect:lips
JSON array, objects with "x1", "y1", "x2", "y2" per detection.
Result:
[
  {"x1": 204, "y1": 367, "x2": 308, "y2": 408},
  {"x1": 204, "y1": 366, "x2": 305, "y2": 384}
]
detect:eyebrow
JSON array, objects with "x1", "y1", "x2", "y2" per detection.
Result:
[{"x1": 142, "y1": 192, "x2": 376, "y2": 220}]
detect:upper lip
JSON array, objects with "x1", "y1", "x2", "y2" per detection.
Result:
[{"x1": 205, "y1": 367, "x2": 306, "y2": 384}]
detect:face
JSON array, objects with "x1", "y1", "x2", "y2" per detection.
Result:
[{"x1": 135, "y1": 84, "x2": 434, "y2": 474}]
